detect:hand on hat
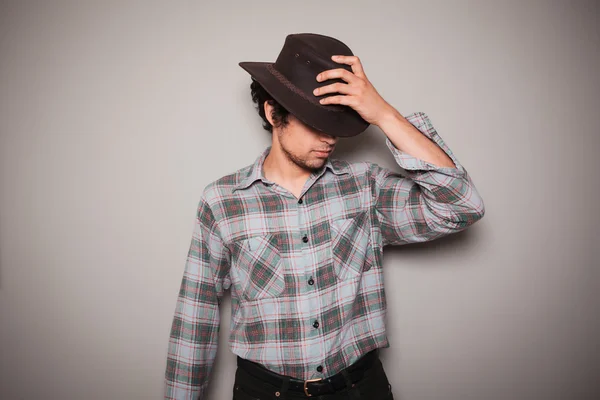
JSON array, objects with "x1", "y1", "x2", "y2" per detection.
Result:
[{"x1": 313, "y1": 55, "x2": 395, "y2": 127}]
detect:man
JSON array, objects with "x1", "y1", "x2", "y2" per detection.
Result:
[{"x1": 164, "y1": 33, "x2": 485, "y2": 399}]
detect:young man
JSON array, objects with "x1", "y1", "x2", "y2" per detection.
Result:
[{"x1": 164, "y1": 33, "x2": 485, "y2": 400}]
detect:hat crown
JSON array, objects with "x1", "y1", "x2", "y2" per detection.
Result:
[{"x1": 273, "y1": 34, "x2": 354, "y2": 104}]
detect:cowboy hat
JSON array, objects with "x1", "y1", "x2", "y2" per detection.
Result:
[{"x1": 239, "y1": 33, "x2": 370, "y2": 137}]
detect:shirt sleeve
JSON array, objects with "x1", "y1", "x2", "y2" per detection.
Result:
[
  {"x1": 164, "y1": 196, "x2": 231, "y2": 399},
  {"x1": 370, "y1": 111, "x2": 485, "y2": 247}
]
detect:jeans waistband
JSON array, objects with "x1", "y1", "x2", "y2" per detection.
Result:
[{"x1": 236, "y1": 348, "x2": 380, "y2": 396}]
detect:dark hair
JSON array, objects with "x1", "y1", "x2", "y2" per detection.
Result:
[{"x1": 249, "y1": 78, "x2": 291, "y2": 133}]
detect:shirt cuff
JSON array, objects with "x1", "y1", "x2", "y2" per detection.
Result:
[{"x1": 384, "y1": 111, "x2": 466, "y2": 178}]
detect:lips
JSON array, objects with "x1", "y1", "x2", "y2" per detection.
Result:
[{"x1": 314, "y1": 150, "x2": 332, "y2": 157}]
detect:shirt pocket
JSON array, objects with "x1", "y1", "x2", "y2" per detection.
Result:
[
  {"x1": 235, "y1": 233, "x2": 286, "y2": 301},
  {"x1": 330, "y1": 210, "x2": 372, "y2": 281}
]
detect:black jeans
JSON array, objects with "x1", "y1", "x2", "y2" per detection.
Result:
[{"x1": 232, "y1": 349, "x2": 394, "y2": 400}]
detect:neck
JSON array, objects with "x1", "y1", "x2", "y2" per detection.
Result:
[{"x1": 262, "y1": 145, "x2": 313, "y2": 185}]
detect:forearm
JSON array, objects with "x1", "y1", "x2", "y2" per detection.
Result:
[{"x1": 375, "y1": 106, "x2": 456, "y2": 169}]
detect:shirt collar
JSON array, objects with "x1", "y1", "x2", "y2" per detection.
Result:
[{"x1": 232, "y1": 145, "x2": 350, "y2": 192}]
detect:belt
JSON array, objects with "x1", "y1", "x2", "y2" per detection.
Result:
[{"x1": 236, "y1": 348, "x2": 380, "y2": 397}]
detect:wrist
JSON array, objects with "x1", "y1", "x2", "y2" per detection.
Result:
[{"x1": 375, "y1": 105, "x2": 403, "y2": 130}]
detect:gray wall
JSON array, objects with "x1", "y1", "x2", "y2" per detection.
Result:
[{"x1": 1, "y1": 0, "x2": 598, "y2": 399}]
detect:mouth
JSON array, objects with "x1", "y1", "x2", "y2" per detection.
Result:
[{"x1": 314, "y1": 149, "x2": 332, "y2": 157}]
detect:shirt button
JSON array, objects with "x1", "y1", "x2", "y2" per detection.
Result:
[
  {"x1": 302, "y1": 235, "x2": 308, "y2": 243},
  {"x1": 316, "y1": 365, "x2": 323, "y2": 372},
  {"x1": 313, "y1": 320, "x2": 319, "y2": 328},
  {"x1": 298, "y1": 198, "x2": 303, "y2": 204},
  {"x1": 308, "y1": 278, "x2": 314, "y2": 285}
]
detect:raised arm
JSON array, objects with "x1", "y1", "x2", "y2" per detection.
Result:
[{"x1": 370, "y1": 111, "x2": 485, "y2": 246}]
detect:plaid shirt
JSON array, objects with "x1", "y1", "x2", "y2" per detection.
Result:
[{"x1": 164, "y1": 111, "x2": 485, "y2": 399}]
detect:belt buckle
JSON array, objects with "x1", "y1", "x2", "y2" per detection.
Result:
[{"x1": 303, "y1": 377, "x2": 323, "y2": 397}]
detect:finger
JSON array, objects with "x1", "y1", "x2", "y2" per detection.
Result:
[
  {"x1": 319, "y1": 94, "x2": 354, "y2": 106},
  {"x1": 317, "y1": 68, "x2": 359, "y2": 84},
  {"x1": 332, "y1": 55, "x2": 366, "y2": 78},
  {"x1": 313, "y1": 82, "x2": 356, "y2": 96}
]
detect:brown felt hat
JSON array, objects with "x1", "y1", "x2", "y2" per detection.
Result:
[{"x1": 239, "y1": 33, "x2": 370, "y2": 138}]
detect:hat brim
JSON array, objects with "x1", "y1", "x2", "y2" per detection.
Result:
[{"x1": 239, "y1": 61, "x2": 369, "y2": 138}]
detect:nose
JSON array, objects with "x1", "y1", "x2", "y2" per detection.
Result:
[{"x1": 321, "y1": 132, "x2": 338, "y2": 143}]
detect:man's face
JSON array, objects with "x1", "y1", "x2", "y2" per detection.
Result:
[{"x1": 265, "y1": 103, "x2": 338, "y2": 173}]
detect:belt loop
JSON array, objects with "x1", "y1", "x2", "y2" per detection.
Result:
[
  {"x1": 340, "y1": 369, "x2": 361, "y2": 399},
  {"x1": 278, "y1": 375, "x2": 290, "y2": 399},
  {"x1": 340, "y1": 368, "x2": 353, "y2": 388}
]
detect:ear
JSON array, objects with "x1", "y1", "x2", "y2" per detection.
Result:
[{"x1": 264, "y1": 100, "x2": 274, "y2": 126}]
